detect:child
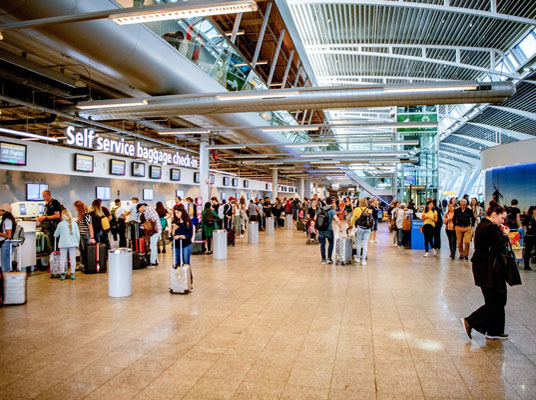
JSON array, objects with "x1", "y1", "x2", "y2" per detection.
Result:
[
  {"x1": 306, "y1": 218, "x2": 318, "y2": 243},
  {"x1": 54, "y1": 209, "x2": 80, "y2": 280}
]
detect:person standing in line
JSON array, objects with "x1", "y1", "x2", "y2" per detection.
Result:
[
  {"x1": 137, "y1": 203, "x2": 162, "y2": 267},
  {"x1": 421, "y1": 200, "x2": 438, "y2": 257},
  {"x1": 444, "y1": 203, "x2": 457, "y2": 260},
  {"x1": 247, "y1": 200, "x2": 258, "y2": 222},
  {"x1": 396, "y1": 203, "x2": 412, "y2": 248},
  {"x1": 156, "y1": 201, "x2": 169, "y2": 254},
  {"x1": 201, "y1": 202, "x2": 218, "y2": 255},
  {"x1": 256, "y1": 200, "x2": 265, "y2": 230},
  {"x1": 173, "y1": 196, "x2": 184, "y2": 211},
  {"x1": 522, "y1": 206, "x2": 536, "y2": 271},
  {"x1": 36, "y1": 190, "x2": 62, "y2": 253},
  {"x1": 506, "y1": 199, "x2": 522, "y2": 229},
  {"x1": 273, "y1": 198, "x2": 283, "y2": 227},
  {"x1": 112, "y1": 199, "x2": 127, "y2": 248},
  {"x1": 239, "y1": 197, "x2": 248, "y2": 235},
  {"x1": 73, "y1": 201, "x2": 95, "y2": 268},
  {"x1": 262, "y1": 197, "x2": 272, "y2": 229},
  {"x1": 432, "y1": 199, "x2": 443, "y2": 252},
  {"x1": 125, "y1": 196, "x2": 139, "y2": 244},
  {"x1": 369, "y1": 198, "x2": 380, "y2": 243},
  {"x1": 350, "y1": 197, "x2": 374, "y2": 265},
  {"x1": 454, "y1": 199, "x2": 476, "y2": 261},
  {"x1": 54, "y1": 209, "x2": 80, "y2": 281},
  {"x1": 0, "y1": 204, "x2": 16, "y2": 273},
  {"x1": 171, "y1": 207, "x2": 194, "y2": 267},
  {"x1": 316, "y1": 197, "x2": 340, "y2": 264},
  {"x1": 391, "y1": 201, "x2": 400, "y2": 246},
  {"x1": 461, "y1": 201, "x2": 511, "y2": 341},
  {"x1": 218, "y1": 199, "x2": 227, "y2": 229},
  {"x1": 231, "y1": 198, "x2": 242, "y2": 237}
]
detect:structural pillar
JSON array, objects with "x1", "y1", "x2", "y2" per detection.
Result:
[
  {"x1": 272, "y1": 168, "x2": 278, "y2": 200},
  {"x1": 299, "y1": 178, "x2": 305, "y2": 200},
  {"x1": 199, "y1": 140, "x2": 209, "y2": 204}
]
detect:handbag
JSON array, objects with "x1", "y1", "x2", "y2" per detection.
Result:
[
  {"x1": 401, "y1": 210, "x2": 411, "y2": 231},
  {"x1": 503, "y1": 241, "x2": 522, "y2": 287},
  {"x1": 101, "y1": 216, "x2": 110, "y2": 231},
  {"x1": 143, "y1": 219, "x2": 156, "y2": 237}
]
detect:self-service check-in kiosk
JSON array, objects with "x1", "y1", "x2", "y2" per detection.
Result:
[{"x1": 10, "y1": 202, "x2": 45, "y2": 271}]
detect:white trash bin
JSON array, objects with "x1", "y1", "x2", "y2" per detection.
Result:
[
  {"x1": 248, "y1": 222, "x2": 259, "y2": 244},
  {"x1": 266, "y1": 217, "x2": 274, "y2": 235},
  {"x1": 108, "y1": 248, "x2": 132, "y2": 298},
  {"x1": 213, "y1": 230, "x2": 227, "y2": 260},
  {"x1": 285, "y1": 214, "x2": 293, "y2": 230}
]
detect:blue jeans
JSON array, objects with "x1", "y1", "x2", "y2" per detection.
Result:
[
  {"x1": 1, "y1": 240, "x2": 11, "y2": 273},
  {"x1": 355, "y1": 227, "x2": 371, "y2": 261},
  {"x1": 319, "y1": 230, "x2": 334, "y2": 261},
  {"x1": 174, "y1": 242, "x2": 192, "y2": 265}
]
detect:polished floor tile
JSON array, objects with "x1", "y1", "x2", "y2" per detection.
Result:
[{"x1": 1, "y1": 224, "x2": 535, "y2": 399}]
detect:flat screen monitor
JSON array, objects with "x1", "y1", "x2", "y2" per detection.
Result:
[
  {"x1": 143, "y1": 188, "x2": 154, "y2": 201},
  {"x1": 18, "y1": 204, "x2": 26, "y2": 216},
  {"x1": 221, "y1": 192, "x2": 227, "y2": 200},
  {"x1": 170, "y1": 168, "x2": 181, "y2": 182},
  {"x1": 149, "y1": 165, "x2": 162, "y2": 179},
  {"x1": 243, "y1": 180, "x2": 249, "y2": 188},
  {"x1": 231, "y1": 178, "x2": 238, "y2": 187},
  {"x1": 235, "y1": 192, "x2": 240, "y2": 200},
  {"x1": 96, "y1": 186, "x2": 111, "y2": 201},
  {"x1": 194, "y1": 172, "x2": 200, "y2": 183},
  {"x1": 209, "y1": 174, "x2": 215, "y2": 185},
  {"x1": 223, "y1": 177, "x2": 230, "y2": 186},
  {"x1": 247, "y1": 192, "x2": 251, "y2": 200},
  {"x1": 110, "y1": 159, "x2": 126, "y2": 176},
  {"x1": 38, "y1": 204, "x2": 44, "y2": 215},
  {"x1": 176, "y1": 190, "x2": 184, "y2": 198},
  {"x1": 26, "y1": 183, "x2": 49, "y2": 201},
  {"x1": 0, "y1": 142, "x2": 26, "y2": 165},
  {"x1": 132, "y1": 162, "x2": 145, "y2": 177},
  {"x1": 74, "y1": 153, "x2": 94, "y2": 172}
]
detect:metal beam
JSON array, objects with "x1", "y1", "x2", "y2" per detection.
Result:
[
  {"x1": 251, "y1": 1, "x2": 272, "y2": 69},
  {"x1": 439, "y1": 149, "x2": 479, "y2": 164},
  {"x1": 287, "y1": 0, "x2": 536, "y2": 26},
  {"x1": 307, "y1": 49, "x2": 520, "y2": 79},
  {"x1": 439, "y1": 142, "x2": 481, "y2": 156},
  {"x1": 319, "y1": 75, "x2": 460, "y2": 84},
  {"x1": 466, "y1": 122, "x2": 534, "y2": 141},
  {"x1": 266, "y1": 28, "x2": 285, "y2": 87},
  {"x1": 447, "y1": 134, "x2": 498, "y2": 148},
  {"x1": 308, "y1": 43, "x2": 504, "y2": 56},
  {"x1": 293, "y1": 61, "x2": 302, "y2": 87},
  {"x1": 488, "y1": 105, "x2": 536, "y2": 122},
  {"x1": 230, "y1": 12, "x2": 243, "y2": 44},
  {"x1": 439, "y1": 152, "x2": 474, "y2": 169},
  {"x1": 281, "y1": 49, "x2": 295, "y2": 88}
]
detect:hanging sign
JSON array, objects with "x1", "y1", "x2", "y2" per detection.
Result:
[{"x1": 64, "y1": 126, "x2": 199, "y2": 168}]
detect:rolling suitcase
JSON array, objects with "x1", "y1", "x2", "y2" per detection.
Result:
[
  {"x1": 227, "y1": 228, "x2": 236, "y2": 247},
  {"x1": 3, "y1": 240, "x2": 27, "y2": 306},
  {"x1": 191, "y1": 230, "x2": 205, "y2": 254},
  {"x1": 49, "y1": 242, "x2": 62, "y2": 278},
  {"x1": 170, "y1": 239, "x2": 192, "y2": 294},
  {"x1": 84, "y1": 243, "x2": 107, "y2": 273},
  {"x1": 335, "y1": 237, "x2": 353, "y2": 265},
  {"x1": 132, "y1": 225, "x2": 148, "y2": 270}
]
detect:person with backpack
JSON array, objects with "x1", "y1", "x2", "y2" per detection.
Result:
[
  {"x1": 53, "y1": 209, "x2": 80, "y2": 280},
  {"x1": 0, "y1": 204, "x2": 16, "y2": 273},
  {"x1": 201, "y1": 202, "x2": 218, "y2": 255},
  {"x1": 156, "y1": 202, "x2": 169, "y2": 253},
  {"x1": 506, "y1": 199, "x2": 522, "y2": 229},
  {"x1": 350, "y1": 198, "x2": 374, "y2": 265},
  {"x1": 315, "y1": 197, "x2": 340, "y2": 264}
]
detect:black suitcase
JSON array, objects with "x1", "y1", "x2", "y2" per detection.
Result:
[
  {"x1": 84, "y1": 244, "x2": 107, "y2": 273},
  {"x1": 133, "y1": 252, "x2": 149, "y2": 270}
]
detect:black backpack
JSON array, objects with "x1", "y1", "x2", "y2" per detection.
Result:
[
  {"x1": 356, "y1": 207, "x2": 374, "y2": 229},
  {"x1": 204, "y1": 210, "x2": 215, "y2": 227},
  {"x1": 316, "y1": 207, "x2": 331, "y2": 231}
]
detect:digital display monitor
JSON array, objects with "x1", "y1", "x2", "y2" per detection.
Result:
[
  {"x1": 209, "y1": 174, "x2": 215, "y2": 185},
  {"x1": 143, "y1": 188, "x2": 154, "y2": 201},
  {"x1": 110, "y1": 159, "x2": 126, "y2": 176},
  {"x1": 96, "y1": 186, "x2": 111, "y2": 201},
  {"x1": 149, "y1": 165, "x2": 162, "y2": 179},
  {"x1": 38, "y1": 204, "x2": 44, "y2": 215},
  {"x1": 247, "y1": 192, "x2": 251, "y2": 200},
  {"x1": 243, "y1": 180, "x2": 249, "y2": 188},
  {"x1": 221, "y1": 192, "x2": 227, "y2": 200},
  {"x1": 231, "y1": 178, "x2": 238, "y2": 187},
  {"x1": 194, "y1": 172, "x2": 200, "y2": 183},
  {"x1": 176, "y1": 190, "x2": 185, "y2": 198},
  {"x1": 265, "y1": 183, "x2": 270, "y2": 191},
  {"x1": 223, "y1": 177, "x2": 230, "y2": 186},
  {"x1": 170, "y1": 168, "x2": 181, "y2": 182},
  {"x1": 0, "y1": 142, "x2": 26, "y2": 165},
  {"x1": 26, "y1": 183, "x2": 49, "y2": 201},
  {"x1": 19, "y1": 204, "x2": 26, "y2": 216},
  {"x1": 74, "y1": 153, "x2": 94, "y2": 172},
  {"x1": 132, "y1": 162, "x2": 145, "y2": 177}
]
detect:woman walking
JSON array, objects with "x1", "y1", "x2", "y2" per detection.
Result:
[
  {"x1": 462, "y1": 201, "x2": 511, "y2": 340},
  {"x1": 444, "y1": 203, "x2": 457, "y2": 259},
  {"x1": 370, "y1": 198, "x2": 380, "y2": 243},
  {"x1": 421, "y1": 200, "x2": 438, "y2": 257},
  {"x1": 54, "y1": 209, "x2": 80, "y2": 280},
  {"x1": 201, "y1": 202, "x2": 219, "y2": 254},
  {"x1": 171, "y1": 207, "x2": 194, "y2": 266}
]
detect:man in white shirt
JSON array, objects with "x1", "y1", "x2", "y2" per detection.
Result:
[
  {"x1": 112, "y1": 199, "x2": 127, "y2": 247},
  {"x1": 125, "y1": 196, "x2": 139, "y2": 245}
]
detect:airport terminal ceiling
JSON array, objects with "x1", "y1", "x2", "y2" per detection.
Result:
[{"x1": 0, "y1": 0, "x2": 536, "y2": 192}]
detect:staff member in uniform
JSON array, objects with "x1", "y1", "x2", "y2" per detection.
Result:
[
  {"x1": 0, "y1": 204, "x2": 16, "y2": 272},
  {"x1": 37, "y1": 190, "x2": 62, "y2": 253}
]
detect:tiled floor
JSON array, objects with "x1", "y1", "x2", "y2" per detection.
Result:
[{"x1": 1, "y1": 224, "x2": 535, "y2": 399}]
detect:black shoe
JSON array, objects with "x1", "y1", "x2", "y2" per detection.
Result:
[
  {"x1": 162, "y1": 249, "x2": 166, "y2": 253},
  {"x1": 486, "y1": 333, "x2": 508, "y2": 340},
  {"x1": 465, "y1": 256, "x2": 469, "y2": 261},
  {"x1": 524, "y1": 266, "x2": 532, "y2": 271},
  {"x1": 157, "y1": 249, "x2": 161, "y2": 254},
  {"x1": 461, "y1": 318, "x2": 472, "y2": 340},
  {"x1": 458, "y1": 256, "x2": 465, "y2": 261}
]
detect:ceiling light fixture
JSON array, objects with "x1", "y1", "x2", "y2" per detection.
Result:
[
  {"x1": 310, "y1": 161, "x2": 341, "y2": 164},
  {"x1": 261, "y1": 125, "x2": 318, "y2": 132},
  {"x1": 216, "y1": 91, "x2": 300, "y2": 101},
  {"x1": 76, "y1": 99, "x2": 148, "y2": 110},
  {"x1": 159, "y1": 128, "x2": 212, "y2": 135},
  {"x1": 285, "y1": 143, "x2": 330, "y2": 148},
  {"x1": 110, "y1": 0, "x2": 257, "y2": 25},
  {"x1": 205, "y1": 144, "x2": 246, "y2": 150},
  {"x1": 0, "y1": 127, "x2": 59, "y2": 142}
]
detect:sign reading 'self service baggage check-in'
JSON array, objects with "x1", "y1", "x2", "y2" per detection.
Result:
[{"x1": 64, "y1": 126, "x2": 199, "y2": 168}]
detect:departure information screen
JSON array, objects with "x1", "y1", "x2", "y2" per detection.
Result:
[{"x1": 0, "y1": 142, "x2": 26, "y2": 165}]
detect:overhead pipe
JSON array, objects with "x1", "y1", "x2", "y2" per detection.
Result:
[
  {"x1": 0, "y1": 114, "x2": 56, "y2": 126},
  {"x1": 77, "y1": 81, "x2": 515, "y2": 120}
]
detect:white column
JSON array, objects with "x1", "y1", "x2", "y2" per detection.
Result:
[
  {"x1": 299, "y1": 178, "x2": 305, "y2": 200},
  {"x1": 272, "y1": 168, "x2": 278, "y2": 200},
  {"x1": 199, "y1": 140, "x2": 209, "y2": 204},
  {"x1": 313, "y1": 183, "x2": 318, "y2": 196}
]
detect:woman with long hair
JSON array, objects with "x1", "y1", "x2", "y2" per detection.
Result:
[
  {"x1": 470, "y1": 197, "x2": 482, "y2": 225},
  {"x1": 421, "y1": 200, "x2": 438, "y2": 257},
  {"x1": 201, "y1": 202, "x2": 219, "y2": 254},
  {"x1": 444, "y1": 203, "x2": 457, "y2": 260},
  {"x1": 156, "y1": 201, "x2": 169, "y2": 253},
  {"x1": 239, "y1": 197, "x2": 247, "y2": 236},
  {"x1": 73, "y1": 200, "x2": 95, "y2": 268},
  {"x1": 171, "y1": 206, "x2": 194, "y2": 266},
  {"x1": 90, "y1": 199, "x2": 112, "y2": 248},
  {"x1": 0, "y1": 204, "x2": 16, "y2": 273},
  {"x1": 462, "y1": 201, "x2": 511, "y2": 340},
  {"x1": 54, "y1": 209, "x2": 80, "y2": 280},
  {"x1": 370, "y1": 198, "x2": 380, "y2": 243}
]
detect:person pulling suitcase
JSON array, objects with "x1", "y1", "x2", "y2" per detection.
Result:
[{"x1": 170, "y1": 238, "x2": 193, "y2": 294}]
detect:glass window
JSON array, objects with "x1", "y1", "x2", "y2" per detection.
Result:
[{"x1": 518, "y1": 32, "x2": 536, "y2": 59}]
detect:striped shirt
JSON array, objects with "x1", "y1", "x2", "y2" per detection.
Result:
[
  {"x1": 77, "y1": 212, "x2": 92, "y2": 237},
  {"x1": 143, "y1": 206, "x2": 162, "y2": 232}
]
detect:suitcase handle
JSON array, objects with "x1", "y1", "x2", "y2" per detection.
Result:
[{"x1": 9, "y1": 240, "x2": 23, "y2": 272}]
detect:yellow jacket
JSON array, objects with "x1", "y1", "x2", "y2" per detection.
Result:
[{"x1": 350, "y1": 207, "x2": 372, "y2": 227}]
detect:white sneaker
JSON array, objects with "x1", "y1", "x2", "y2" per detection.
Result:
[
  {"x1": 432, "y1": 249, "x2": 437, "y2": 256},
  {"x1": 361, "y1": 261, "x2": 367, "y2": 266},
  {"x1": 424, "y1": 252, "x2": 429, "y2": 257},
  {"x1": 354, "y1": 257, "x2": 360, "y2": 263}
]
